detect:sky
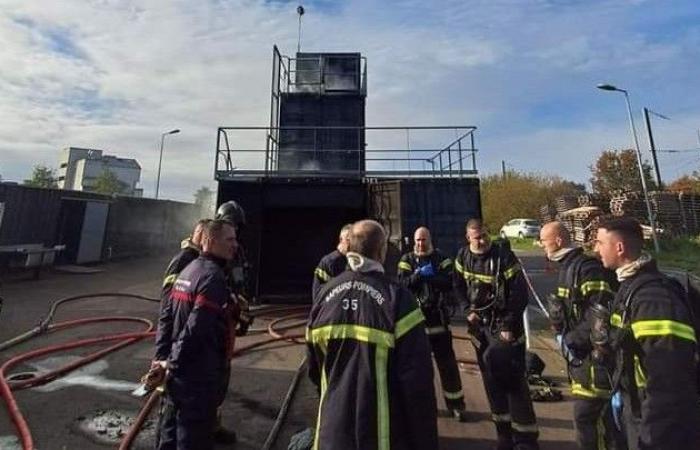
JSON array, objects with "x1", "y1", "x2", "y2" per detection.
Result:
[{"x1": 1, "y1": 0, "x2": 699, "y2": 202}]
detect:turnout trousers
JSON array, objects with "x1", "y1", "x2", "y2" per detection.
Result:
[
  {"x1": 573, "y1": 397, "x2": 626, "y2": 450},
  {"x1": 475, "y1": 332, "x2": 539, "y2": 450},
  {"x1": 427, "y1": 327, "x2": 465, "y2": 411}
]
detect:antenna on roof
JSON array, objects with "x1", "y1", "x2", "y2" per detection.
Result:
[{"x1": 297, "y1": 5, "x2": 305, "y2": 54}]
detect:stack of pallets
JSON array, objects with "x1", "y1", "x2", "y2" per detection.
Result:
[
  {"x1": 558, "y1": 206, "x2": 604, "y2": 245},
  {"x1": 539, "y1": 204, "x2": 558, "y2": 224},
  {"x1": 577, "y1": 193, "x2": 609, "y2": 209},
  {"x1": 679, "y1": 192, "x2": 700, "y2": 235},
  {"x1": 555, "y1": 196, "x2": 579, "y2": 214}
]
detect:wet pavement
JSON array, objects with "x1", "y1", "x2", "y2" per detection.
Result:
[{"x1": 0, "y1": 250, "x2": 576, "y2": 449}]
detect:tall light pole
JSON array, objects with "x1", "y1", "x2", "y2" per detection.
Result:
[
  {"x1": 597, "y1": 83, "x2": 660, "y2": 252},
  {"x1": 155, "y1": 128, "x2": 180, "y2": 199}
]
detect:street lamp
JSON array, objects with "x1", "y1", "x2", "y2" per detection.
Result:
[
  {"x1": 597, "y1": 83, "x2": 660, "y2": 252},
  {"x1": 155, "y1": 128, "x2": 180, "y2": 199}
]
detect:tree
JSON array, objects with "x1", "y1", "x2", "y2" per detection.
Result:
[
  {"x1": 92, "y1": 170, "x2": 127, "y2": 195},
  {"x1": 668, "y1": 173, "x2": 700, "y2": 194},
  {"x1": 23, "y1": 165, "x2": 58, "y2": 188},
  {"x1": 481, "y1": 172, "x2": 585, "y2": 231},
  {"x1": 590, "y1": 149, "x2": 657, "y2": 196},
  {"x1": 194, "y1": 186, "x2": 214, "y2": 216}
]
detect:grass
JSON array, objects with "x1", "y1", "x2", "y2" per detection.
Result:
[{"x1": 653, "y1": 235, "x2": 700, "y2": 277}]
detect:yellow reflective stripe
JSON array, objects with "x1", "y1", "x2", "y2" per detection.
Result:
[
  {"x1": 512, "y1": 422, "x2": 538, "y2": 433},
  {"x1": 454, "y1": 259, "x2": 464, "y2": 274},
  {"x1": 439, "y1": 258, "x2": 453, "y2": 269},
  {"x1": 313, "y1": 363, "x2": 327, "y2": 450},
  {"x1": 395, "y1": 308, "x2": 425, "y2": 339},
  {"x1": 443, "y1": 389, "x2": 464, "y2": 400},
  {"x1": 504, "y1": 263, "x2": 521, "y2": 280},
  {"x1": 634, "y1": 355, "x2": 647, "y2": 389},
  {"x1": 376, "y1": 345, "x2": 390, "y2": 450},
  {"x1": 314, "y1": 268, "x2": 330, "y2": 282},
  {"x1": 425, "y1": 325, "x2": 447, "y2": 335},
  {"x1": 398, "y1": 261, "x2": 413, "y2": 272},
  {"x1": 464, "y1": 271, "x2": 494, "y2": 283},
  {"x1": 162, "y1": 273, "x2": 178, "y2": 288},
  {"x1": 570, "y1": 365, "x2": 612, "y2": 399},
  {"x1": 610, "y1": 313, "x2": 623, "y2": 328},
  {"x1": 631, "y1": 320, "x2": 697, "y2": 343},
  {"x1": 580, "y1": 280, "x2": 614, "y2": 296},
  {"x1": 492, "y1": 413, "x2": 511, "y2": 423},
  {"x1": 557, "y1": 287, "x2": 570, "y2": 298},
  {"x1": 311, "y1": 324, "x2": 395, "y2": 348},
  {"x1": 596, "y1": 415, "x2": 605, "y2": 450}
]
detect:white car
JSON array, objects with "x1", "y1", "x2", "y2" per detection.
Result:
[{"x1": 500, "y1": 219, "x2": 541, "y2": 239}]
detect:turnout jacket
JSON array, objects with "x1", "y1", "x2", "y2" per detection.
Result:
[
  {"x1": 312, "y1": 249, "x2": 348, "y2": 300},
  {"x1": 453, "y1": 244, "x2": 528, "y2": 335},
  {"x1": 397, "y1": 250, "x2": 453, "y2": 331},
  {"x1": 155, "y1": 239, "x2": 200, "y2": 361},
  {"x1": 166, "y1": 253, "x2": 232, "y2": 392},
  {"x1": 610, "y1": 259, "x2": 700, "y2": 449},
  {"x1": 555, "y1": 248, "x2": 616, "y2": 398},
  {"x1": 307, "y1": 255, "x2": 438, "y2": 450}
]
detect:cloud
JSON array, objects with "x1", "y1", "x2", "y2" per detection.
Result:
[{"x1": 0, "y1": 0, "x2": 699, "y2": 201}]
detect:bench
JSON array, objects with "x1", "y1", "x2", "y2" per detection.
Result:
[{"x1": 0, "y1": 244, "x2": 66, "y2": 278}]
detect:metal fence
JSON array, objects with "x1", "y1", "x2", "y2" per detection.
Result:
[{"x1": 215, "y1": 125, "x2": 479, "y2": 180}]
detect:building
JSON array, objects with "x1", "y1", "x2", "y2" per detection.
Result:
[{"x1": 57, "y1": 147, "x2": 142, "y2": 197}]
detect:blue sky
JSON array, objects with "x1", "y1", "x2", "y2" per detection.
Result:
[{"x1": 0, "y1": 0, "x2": 699, "y2": 201}]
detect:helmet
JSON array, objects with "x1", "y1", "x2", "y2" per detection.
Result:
[{"x1": 216, "y1": 200, "x2": 246, "y2": 228}]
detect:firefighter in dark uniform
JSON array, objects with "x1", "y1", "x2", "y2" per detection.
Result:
[
  {"x1": 595, "y1": 217, "x2": 700, "y2": 450},
  {"x1": 307, "y1": 220, "x2": 439, "y2": 450},
  {"x1": 312, "y1": 223, "x2": 352, "y2": 300},
  {"x1": 397, "y1": 226, "x2": 469, "y2": 422},
  {"x1": 154, "y1": 219, "x2": 210, "y2": 364},
  {"x1": 454, "y1": 219, "x2": 539, "y2": 450},
  {"x1": 540, "y1": 221, "x2": 625, "y2": 450},
  {"x1": 156, "y1": 219, "x2": 238, "y2": 450},
  {"x1": 213, "y1": 200, "x2": 254, "y2": 443}
]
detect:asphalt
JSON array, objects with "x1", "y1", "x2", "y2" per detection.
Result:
[{"x1": 0, "y1": 249, "x2": 576, "y2": 450}]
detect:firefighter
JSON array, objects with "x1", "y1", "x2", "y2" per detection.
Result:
[
  {"x1": 312, "y1": 223, "x2": 352, "y2": 300},
  {"x1": 454, "y1": 219, "x2": 539, "y2": 450},
  {"x1": 397, "y1": 226, "x2": 469, "y2": 422},
  {"x1": 213, "y1": 200, "x2": 254, "y2": 443},
  {"x1": 154, "y1": 219, "x2": 210, "y2": 364},
  {"x1": 156, "y1": 219, "x2": 238, "y2": 450},
  {"x1": 595, "y1": 217, "x2": 700, "y2": 450},
  {"x1": 539, "y1": 221, "x2": 625, "y2": 450},
  {"x1": 307, "y1": 220, "x2": 439, "y2": 450}
]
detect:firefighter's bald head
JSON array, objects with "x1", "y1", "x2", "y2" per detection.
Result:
[{"x1": 349, "y1": 220, "x2": 387, "y2": 263}]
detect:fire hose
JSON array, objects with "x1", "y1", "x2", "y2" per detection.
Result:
[{"x1": 0, "y1": 292, "x2": 310, "y2": 450}]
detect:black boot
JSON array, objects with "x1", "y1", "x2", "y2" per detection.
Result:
[{"x1": 495, "y1": 421, "x2": 514, "y2": 450}]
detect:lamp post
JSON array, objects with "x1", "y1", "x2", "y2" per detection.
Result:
[
  {"x1": 597, "y1": 84, "x2": 660, "y2": 252},
  {"x1": 155, "y1": 129, "x2": 180, "y2": 199}
]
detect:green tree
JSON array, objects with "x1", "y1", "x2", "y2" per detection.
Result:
[
  {"x1": 23, "y1": 164, "x2": 58, "y2": 188},
  {"x1": 590, "y1": 149, "x2": 657, "y2": 196},
  {"x1": 92, "y1": 170, "x2": 127, "y2": 195},
  {"x1": 481, "y1": 172, "x2": 585, "y2": 231}
]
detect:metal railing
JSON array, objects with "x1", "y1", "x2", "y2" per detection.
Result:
[
  {"x1": 274, "y1": 48, "x2": 368, "y2": 95},
  {"x1": 215, "y1": 125, "x2": 478, "y2": 180}
]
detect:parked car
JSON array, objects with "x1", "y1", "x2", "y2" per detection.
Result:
[{"x1": 500, "y1": 218, "x2": 541, "y2": 239}]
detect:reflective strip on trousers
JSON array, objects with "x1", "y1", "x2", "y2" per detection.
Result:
[
  {"x1": 425, "y1": 325, "x2": 448, "y2": 335},
  {"x1": 492, "y1": 413, "x2": 511, "y2": 423},
  {"x1": 443, "y1": 389, "x2": 464, "y2": 400},
  {"x1": 512, "y1": 422, "x2": 539, "y2": 433}
]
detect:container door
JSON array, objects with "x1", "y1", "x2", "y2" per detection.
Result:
[
  {"x1": 367, "y1": 180, "x2": 403, "y2": 277},
  {"x1": 76, "y1": 201, "x2": 109, "y2": 264}
]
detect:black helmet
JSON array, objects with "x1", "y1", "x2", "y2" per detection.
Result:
[{"x1": 216, "y1": 200, "x2": 246, "y2": 228}]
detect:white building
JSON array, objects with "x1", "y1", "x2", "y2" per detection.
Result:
[{"x1": 57, "y1": 147, "x2": 142, "y2": 196}]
